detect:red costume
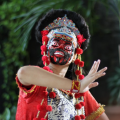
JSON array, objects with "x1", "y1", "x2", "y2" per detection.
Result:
[
  {"x1": 16, "y1": 76, "x2": 105, "y2": 120},
  {"x1": 16, "y1": 9, "x2": 105, "y2": 120}
]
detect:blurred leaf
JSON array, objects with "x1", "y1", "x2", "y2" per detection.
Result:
[
  {"x1": 110, "y1": 88, "x2": 118, "y2": 96},
  {"x1": 86, "y1": 10, "x2": 91, "y2": 17},
  {"x1": 0, "y1": 0, "x2": 31, "y2": 110},
  {"x1": 10, "y1": 106, "x2": 16, "y2": 120},
  {"x1": 107, "y1": 66, "x2": 120, "y2": 104},
  {"x1": 0, "y1": 108, "x2": 10, "y2": 120}
]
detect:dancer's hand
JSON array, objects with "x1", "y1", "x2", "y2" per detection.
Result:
[{"x1": 80, "y1": 60, "x2": 107, "y2": 93}]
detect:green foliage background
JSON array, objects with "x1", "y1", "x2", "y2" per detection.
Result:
[
  {"x1": 0, "y1": 0, "x2": 30, "y2": 108},
  {"x1": 0, "y1": 0, "x2": 120, "y2": 119},
  {"x1": 0, "y1": 0, "x2": 34, "y2": 118}
]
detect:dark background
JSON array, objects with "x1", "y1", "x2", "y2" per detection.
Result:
[{"x1": 0, "y1": 0, "x2": 120, "y2": 119}]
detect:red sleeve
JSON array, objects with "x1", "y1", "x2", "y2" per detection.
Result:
[
  {"x1": 84, "y1": 91, "x2": 105, "y2": 120},
  {"x1": 15, "y1": 66, "x2": 41, "y2": 95},
  {"x1": 15, "y1": 75, "x2": 36, "y2": 94}
]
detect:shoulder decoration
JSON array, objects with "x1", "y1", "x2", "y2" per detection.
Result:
[{"x1": 85, "y1": 104, "x2": 105, "y2": 120}]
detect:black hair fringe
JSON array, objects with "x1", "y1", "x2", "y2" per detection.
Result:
[
  {"x1": 35, "y1": 9, "x2": 90, "y2": 50},
  {"x1": 35, "y1": 9, "x2": 90, "y2": 80}
]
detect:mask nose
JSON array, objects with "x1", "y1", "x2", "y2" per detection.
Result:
[{"x1": 58, "y1": 44, "x2": 64, "y2": 49}]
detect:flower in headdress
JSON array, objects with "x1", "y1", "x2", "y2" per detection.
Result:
[
  {"x1": 41, "y1": 30, "x2": 49, "y2": 36},
  {"x1": 77, "y1": 34, "x2": 86, "y2": 46}
]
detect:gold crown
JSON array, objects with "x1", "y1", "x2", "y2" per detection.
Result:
[{"x1": 43, "y1": 15, "x2": 80, "y2": 35}]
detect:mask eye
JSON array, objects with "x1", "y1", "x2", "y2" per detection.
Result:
[
  {"x1": 49, "y1": 41, "x2": 59, "y2": 47},
  {"x1": 52, "y1": 41, "x2": 59, "y2": 47},
  {"x1": 65, "y1": 45, "x2": 72, "y2": 51}
]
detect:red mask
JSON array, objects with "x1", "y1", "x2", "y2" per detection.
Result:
[{"x1": 47, "y1": 37, "x2": 75, "y2": 65}]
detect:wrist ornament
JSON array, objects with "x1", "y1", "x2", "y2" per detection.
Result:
[{"x1": 70, "y1": 80, "x2": 81, "y2": 93}]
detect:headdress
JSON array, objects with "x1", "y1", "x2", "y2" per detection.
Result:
[{"x1": 35, "y1": 9, "x2": 90, "y2": 120}]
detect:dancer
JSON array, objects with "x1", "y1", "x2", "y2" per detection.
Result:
[{"x1": 15, "y1": 9, "x2": 109, "y2": 120}]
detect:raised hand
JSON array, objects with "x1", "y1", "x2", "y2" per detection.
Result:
[{"x1": 80, "y1": 60, "x2": 107, "y2": 93}]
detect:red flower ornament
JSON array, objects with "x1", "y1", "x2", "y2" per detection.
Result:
[
  {"x1": 41, "y1": 50, "x2": 44, "y2": 55},
  {"x1": 74, "y1": 59, "x2": 80, "y2": 65},
  {"x1": 75, "y1": 115, "x2": 81, "y2": 120},
  {"x1": 69, "y1": 92, "x2": 73, "y2": 97},
  {"x1": 76, "y1": 48, "x2": 83, "y2": 54},
  {"x1": 43, "y1": 60, "x2": 50, "y2": 66},
  {"x1": 80, "y1": 102, "x2": 85, "y2": 106},
  {"x1": 77, "y1": 34, "x2": 86, "y2": 47},
  {"x1": 42, "y1": 36, "x2": 49, "y2": 44},
  {"x1": 75, "y1": 93, "x2": 81, "y2": 98},
  {"x1": 49, "y1": 92, "x2": 56, "y2": 98},
  {"x1": 43, "y1": 66, "x2": 50, "y2": 71},
  {"x1": 42, "y1": 56, "x2": 48, "y2": 62},
  {"x1": 46, "y1": 105, "x2": 52, "y2": 111},
  {"x1": 79, "y1": 61, "x2": 84, "y2": 67},
  {"x1": 80, "y1": 115, "x2": 85, "y2": 119},
  {"x1": 41, "y1": 45, "x2": 47, "y2": 51},
  {"x1": 41, "y1": 30, "x2": 49, "y2": 36},
  {"x1": 75, "y1": 70, "x2": 81, "y2": 75},
  {"x1": 79, "y1": 75, "x2": 84, "y2": 80},
  {"x1": 75, "y1": 103, "x2": 82, "y2": 109}
]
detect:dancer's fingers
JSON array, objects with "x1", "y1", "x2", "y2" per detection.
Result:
[
  {"x1": 89, "y1": 60, "x2": 101, "y2": 75},
  {"x1": 89, "y1": 68, "x2": 107, "y2": 82},
  {"x1": 80, "y1": 66, "x2": 107, "y2": 93},
  {"x1": 98, "y1": 67, "x2": 107, "y2": 74},
  {"x1": 90, "y1": 67, "x2": 107, "y2": 80},
  {"x1": 94, "y1": 59, "x2": 101, "y2": 72},
  {"x1": 93, "y1": 72, "x2": 106, "y2": 80},
  {"x1": 89, "y1": 82, "x2": 99, "y2": 89},
  {"x1": 90, "y1": 61, "x2": 96, "y2": 70},
  {"x1": 88, "y1": 61, "x2": 96, "y2": 75}
]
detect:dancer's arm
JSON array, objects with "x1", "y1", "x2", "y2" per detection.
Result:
[
  {"x1": 97, "y1": 113, "x2": 109, "y2": 120},
  {"x1": 84, "y1": 91, "x2": 109, "y2": 120},
  {"x1": 17, "y1": 66, "x2": 72, "y2": 90},
  {"x1": 17, "y1": 60, "x2": 107, "y2": 92}
]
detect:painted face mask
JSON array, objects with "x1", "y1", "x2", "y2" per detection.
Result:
[{"x1": 47, "y1": 27, "x2": 77, "y2": 65}]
